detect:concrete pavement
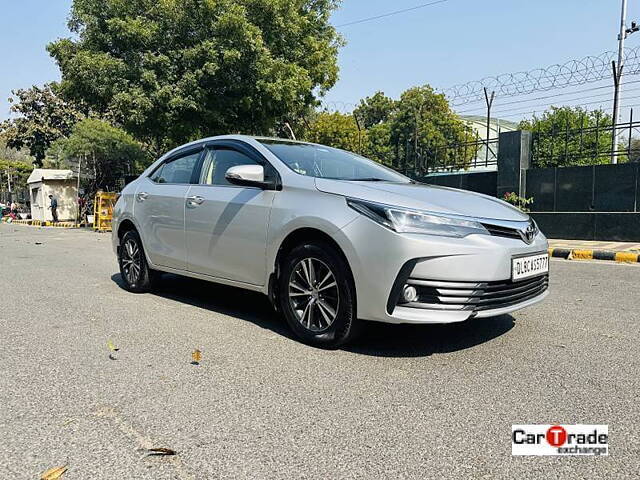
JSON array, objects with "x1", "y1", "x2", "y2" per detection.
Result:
[{"x1": 0, "y1": 224, "x2": 638, "y2": 479}]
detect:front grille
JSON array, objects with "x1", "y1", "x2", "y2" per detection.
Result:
[
  {"x1": 482, "y1": 223, "x2": 522, "y2": 241},
  {"x1": 401, "y1": 274, "x2": 549, "y2": 312}
]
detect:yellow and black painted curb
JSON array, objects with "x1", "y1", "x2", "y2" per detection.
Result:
[
  {"x1": 4, "y1": 219, "x2": 31, "y2": 225},
  {"x1": 548, "y1": 247, "x2": 640, "y2": 263},
  {"x1": 2, "y1": 219, "x2": 79, "y2": 228},
  {"x1": 49, "y1": 221, "x2": 79, "y2": 228}
]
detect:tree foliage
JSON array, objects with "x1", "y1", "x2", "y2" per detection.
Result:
[
  {"x1": 363, "y1": 122, "x2": 393, "y2": 166},
  {"x1": 628, "y1": 138, "x2": 640, "y2": 162},
  {"x1": 48, "y1": 0, "x2": 343, "y2": 155},
  {"x1": 0, "y1": 137, "x2": 34, "y2": 165},
  {"x1": 0, "y1": 139, "x2": 33, "y2": 202},
  {"x1": 0, "y1": 84, "x2": 82, "y2": 165},
  {"x1": 354, "y1": 92, "x2": 395, "y2": 129},
  {"x1": 519, "y1": 106, "x2": 614, "y2": 167},
  {"x1": 0, "y1": 159, "x2": 33, "y2": 203},
  {"x1": 305, "y1": 86, "x2": 473, "y2": 172},
  {"x1": 48, "y1": 118, "x2": 149, "y2": 194},
  {"x1": 389, "y1": 86, "x2": 474, "y2": 170},
  {"x1": 304, "y1": 111, "x2": 363, "y2": 153}
]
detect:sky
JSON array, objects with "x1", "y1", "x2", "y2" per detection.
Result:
[{"x1": 1, "y1": 0, "x2": 640, "y2": 122}]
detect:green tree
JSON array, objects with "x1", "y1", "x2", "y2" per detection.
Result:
[
  {"x1": 304, "y1": 86, "x2": 473, "y2": 172},
  {"x1": 628, "y1": 137, "x2": 640, "y2": 162},
  {"x1": 389, "y1": 85, "x2": 474, "y2": 172},
  {"x1": 0, "y1": 139, "x2": 34, "y2": 203},
  {"x1": 0, "y1": 159, "x2": 33, "y2": 203},
  {"x1": 354, "y1": 91, "x2": 396, "y2": 129},
  {"x1": 48, "y1": 0, "x2": 343, "y2": 155},
  {"x1": 519, "y1": 106, "x2": 614, "y2": 167},
  {"x1": 363, "y1": 122, "x2": 393, "y2": 166},
  {"x1": 304, "y1": 111, "x2": 364, "y2": 152},
  {"x1": 49, "y1": 118, "x2": 149, "y2": 194},
  {"x1": 0, "y1": 137, "x2": 34, "y2": 165},
  {"x1": 0, "y1": 84, "x2": 82, "y2": 165}
]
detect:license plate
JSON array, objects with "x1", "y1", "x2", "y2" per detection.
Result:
[{"x1": 512, "y1": 253, "x2": 549, "y2": 281}]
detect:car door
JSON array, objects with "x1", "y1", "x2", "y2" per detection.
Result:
[
  {"x1": 184, "y1": 142, "x2": 276, "y2": 285},
  {"x1": 135, "y1": 147, "x2": 204, "y2": 270}
]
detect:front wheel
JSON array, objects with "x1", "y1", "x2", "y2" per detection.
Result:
[
  {"x1": 278, "y1": 241, "x2": 360, "y2": 348},
  {"x1": 118, "y1": 230, "x2": 159, "y2": 293}
]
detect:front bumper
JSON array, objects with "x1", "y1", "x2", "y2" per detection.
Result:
[{"x1": 334, "y1": 216, "x2": 549, "y2": 324}]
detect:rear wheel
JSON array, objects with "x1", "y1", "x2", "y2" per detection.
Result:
[
  {"x1": 278, "y1": 241, "x2": 360, "y2": 348},
  {"x1": 118, "y1": 230, "x2": 159, "y2": 293}
]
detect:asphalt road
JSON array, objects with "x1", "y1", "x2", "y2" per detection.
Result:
[{"x1": 1, "y1": 224, "x2": 638, "y2": 479}]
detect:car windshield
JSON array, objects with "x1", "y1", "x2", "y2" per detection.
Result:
[{"x1": 259, "y1": 139, "x2": 411, "y2": 183}]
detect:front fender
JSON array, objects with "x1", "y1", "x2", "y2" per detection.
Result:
[{"x1": 264, "y1": 189, "x2": 359, "y2": 284}]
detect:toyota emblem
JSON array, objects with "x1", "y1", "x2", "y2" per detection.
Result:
[{"x1": 519, "y1": 222, "x2": 537, "y2": 244}]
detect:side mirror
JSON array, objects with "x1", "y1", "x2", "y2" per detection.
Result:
[{"x1": 225, "y1": 165, "x2": 272, "y2": 189}]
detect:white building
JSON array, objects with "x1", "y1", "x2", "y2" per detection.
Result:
[
  {"x1": 27, "y1": 169, "x2": 77, "y2": 222},
  {"x1": 460, "y1": 115, "x2": 519, "y2": 140},
  {"x1": 456, "y1": 115, "x2": 519, "y2": 171}
]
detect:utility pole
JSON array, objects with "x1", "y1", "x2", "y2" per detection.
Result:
[{"x1": 611, "y1": 0, "x2": 639, "y2": 163}]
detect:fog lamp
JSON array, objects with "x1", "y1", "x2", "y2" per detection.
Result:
[{"x1": 402, "y1": 285, "x2": 418, "y2": 303}]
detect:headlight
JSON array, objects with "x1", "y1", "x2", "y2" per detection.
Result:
[{"x1": 347, "y1": 198, "x2": 489, "y2": 238}]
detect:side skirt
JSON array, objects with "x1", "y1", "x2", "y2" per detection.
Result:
[{"x1": 148, "y1": 263, "x2": 268, "y2": 295}]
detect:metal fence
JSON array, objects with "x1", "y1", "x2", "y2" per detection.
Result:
[
  {"x1": 531, "y1": 109, "x2": 640, "y2": 168},
  {"x1": 391, "y1": 135, "x2": 499, "y2": 176}
]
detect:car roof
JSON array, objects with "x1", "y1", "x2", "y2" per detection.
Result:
[{"x1": 160, "y1": 134, "x2": 313, "y2": 159}]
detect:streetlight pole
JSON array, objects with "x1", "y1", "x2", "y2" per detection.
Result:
[{"x1": 611, "y1": 0, "x2": 639, "y2": 163}]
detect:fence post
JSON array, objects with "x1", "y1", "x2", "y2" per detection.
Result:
[{"x1": 497, "y1": 130, "x2": 532, "y2": 199}]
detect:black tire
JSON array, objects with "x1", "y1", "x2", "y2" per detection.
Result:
[
  {"x1": 118, "y1": 230, "x2": 160, "y2": 293},
  {"x1": 278, "y1": 241, "x2": 360, "y2": 348}
]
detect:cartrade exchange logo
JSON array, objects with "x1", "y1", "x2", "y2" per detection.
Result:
[{"x1": 512, "y1": 425, "x2": 608, "y2": 456}]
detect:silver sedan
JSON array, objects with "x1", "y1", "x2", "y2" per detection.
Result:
[{"x1": 112, "y1": 135, "x2": 549, "y2": 347}]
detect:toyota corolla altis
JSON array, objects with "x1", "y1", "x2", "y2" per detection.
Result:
[{"x1": 112, "y1": 135, "x2": 549, "y2": 347}]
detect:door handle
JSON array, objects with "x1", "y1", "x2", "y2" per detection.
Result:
[
  {"x1": 136, "y1": 192, "x2": 149, "y2": 202},
  {"x1": 186, "y1": 195, "x2": 205, "y2": 206}
]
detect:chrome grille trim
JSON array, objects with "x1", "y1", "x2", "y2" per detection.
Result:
[
  {"x1": 482, "y1": 219, "x2": 539, "y2": 244},
  {"x1": 482, "y1": 223, "x2": 522, "y2": 240},
  {"x1": 402, "y1": 274, "x2": 549, "y2": 312}
]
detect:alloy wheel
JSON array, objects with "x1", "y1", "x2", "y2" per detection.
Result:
[
  {"x1": 288, "y1": 257, "x2": 340, "y2": 332},
  {"x1": 121, "y1": 239, "x2": 142, "y2": 285}
]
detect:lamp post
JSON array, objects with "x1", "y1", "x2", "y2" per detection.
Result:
[{"x1": 611, "y1": 0, "x2": 639, "y2": 164}]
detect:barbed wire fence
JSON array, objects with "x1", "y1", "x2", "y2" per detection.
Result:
[
  {"x1": 317, "y1": 46, "x2": 640, "y2": 172},
  {"x1": 322, "y1": 47, "x2": 640, "y2": 114},
  {"x1": 320, "y1": 101, "x2": 358, "y2": 114},
  {"x1": 443, "y1": 46, "x2": 640, "y2": 107}
]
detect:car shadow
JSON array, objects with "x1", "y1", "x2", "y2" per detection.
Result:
[
  {"x1": 111, "y1": 273, "x2": 515, "y2": 358},
  {"x1": 347, "y1": 316, "x2": 515, "y2": 357},
  {"x1": 111, "y1": 272, "x2": 294, "y2": 339}
]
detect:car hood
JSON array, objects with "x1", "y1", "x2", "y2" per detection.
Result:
[{"x1": 315, "y1": 179, "x2": 529, "y2": 222}]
